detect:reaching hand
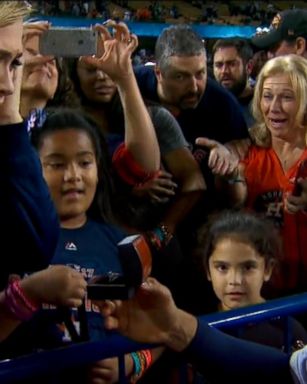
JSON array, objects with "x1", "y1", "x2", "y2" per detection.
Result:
[
  {"x1": 224, "y1": 138, "x2": 251, "y2": 160},
  {"x1": 97, "y1": 277, "x2": 178, "y2": 344},
  {"x1": 132, "y1": 170, "x2": 177, "y2": 204},
  {"x1": 80, "y1": 21, "x2": 138, "y2": 83},
  {"x1": 97, "y1": 278, "x2": 197, "y2": 352},
  {"x1": 195, "y1": 137, "x2": 239, "y2": 176},
  {"x1": 20, "y1": 265, "x2": 87, "y2": 307}
]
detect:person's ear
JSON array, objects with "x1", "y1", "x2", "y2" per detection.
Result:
[
  {"x1": 263, "y1": 259, "x2": 275, "y2": 282},
  {"x1": 295, "y1": 37, "x2": 306, "y2": 56},
  {"x1": 154, "y1": 65, "x2": 163, "y2": 82}
]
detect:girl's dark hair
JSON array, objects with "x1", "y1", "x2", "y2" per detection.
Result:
[
  {"x1": 197, "y1": 210, "x2": 282, "y2": 271},
  {"x1": 30, "y1": 107, "x2": 115, "y2": 223},
  {"x1": 47, "y1": 58, "x2": 81, "y2": 109}
]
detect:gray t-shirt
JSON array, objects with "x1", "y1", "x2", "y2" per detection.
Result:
[{"x1": 149, "y1": 105, "x2": 188, "y2": 156}]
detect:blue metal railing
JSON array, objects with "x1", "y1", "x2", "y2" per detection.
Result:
[
  {"x1": 1, "y1": 292, "x2": 307, "y2": 383},
  {"x1": 202, "y1": 292, "x2": 307, "y2": 329}
]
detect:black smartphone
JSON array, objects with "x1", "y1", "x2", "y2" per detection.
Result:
[{"x1": 87, "y1": 272, "x2": 135, "y2": 300}]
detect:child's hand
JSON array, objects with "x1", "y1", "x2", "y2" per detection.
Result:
[{"x1": 20, "y1": 265, "x2": 87, "y2": 307}]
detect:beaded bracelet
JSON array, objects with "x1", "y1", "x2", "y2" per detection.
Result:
[
  {"x1": 142, "y1": 349, "x2": 153, "y2": 368},
  {"x1": 146, "y1": 223, "x2": 173, "y2": 251},
  {"x1": 130, "y1": 349, "x2": 153, "y2": 383},
  {"x1": 158, "y1": 223, "x2": 173, "y2": 245},
  {"x1": 11, "y1": 280, "x2": 39, "y2": 312},
  {"x1": 4, "y1": 280, "x2": 39, "y2": 321},
  {"x1": 146, "y1": 230, "x2": 162, "y2": 251},
  {"x1": 131, "y1": 352, "x2": 142, "y2": 379}
]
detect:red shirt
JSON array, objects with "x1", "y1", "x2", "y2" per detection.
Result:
[{"x1": 242, "y1": 146, "x2": 307, "y2": 292}]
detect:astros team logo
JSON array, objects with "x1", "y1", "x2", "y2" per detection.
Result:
[
  {"x1": 254, "y1": 190, "x2": 284, "y2": 228},
  {"x1": 271, "y1": 13, "x2": 282, "y2": 30}
]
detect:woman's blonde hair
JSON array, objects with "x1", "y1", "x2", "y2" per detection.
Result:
[
  {"x1": 250, "y1": 54, "x2": 307, "y2": 147},
  {"x1": 0, "y1": 1, "x2": 31, "y2": 27}
]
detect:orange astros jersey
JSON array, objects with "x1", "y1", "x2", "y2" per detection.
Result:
[{"x1": 242, "y1": 146, "x2": 307, "y2": 293}]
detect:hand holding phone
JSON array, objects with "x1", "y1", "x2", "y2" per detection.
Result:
[
  {"x1": 80, "y1": 22, "x2": 138, "y2": 82},
  {"x1": 292, "y1": 159, "x2": 307, "y2": 196}
]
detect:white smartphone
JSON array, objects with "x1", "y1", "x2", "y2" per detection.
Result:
[{"x1": 39, "y1": 27, "x2": 98, "y2": 57}]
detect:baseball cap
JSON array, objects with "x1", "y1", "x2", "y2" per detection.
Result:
[{"x1": 251, "y1": 9, "x2": 307, "y2": 49}]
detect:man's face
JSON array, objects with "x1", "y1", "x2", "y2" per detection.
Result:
[
  {"x1": 156, "y1": 54, "x2": 207, "y2": 111},
  {"x1": 0, "y1": 19, "x2": 23, "y2": 104},
  {"x1": 213, "y1": 46, "x2": 247, "y2": 97}
]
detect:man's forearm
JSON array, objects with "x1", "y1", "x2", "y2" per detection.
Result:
[{"x1": 164, "y1": 309, "x2": 198, "y2": 352}]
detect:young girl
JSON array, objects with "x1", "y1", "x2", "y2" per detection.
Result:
[
  {"x1": 198, "y1": 210, "x2": 307, "y2": 352},
  {"x1": 30, "y1": 108, "x2": 160, "y2": 383}
]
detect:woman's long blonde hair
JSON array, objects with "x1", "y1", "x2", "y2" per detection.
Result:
[
  {"x1": 250, "y1": 54, "x2": 307, "y2": 147},
  {"x1": 0, "y1": 1, "x2": 31, "y2": 27}
]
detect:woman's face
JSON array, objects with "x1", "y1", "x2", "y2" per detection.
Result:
[
  {"x1": 207, "y1": 238, "x2": 273, "y2": 311},
  {"x1": 39, "y1": 128, "x2": 98, "y2": 228},
  {"x1": 77, "y1": 61, "x2": 117, "y2": 104},
  {"x1": 0, "y1": 19, "x2": 23, "y2": 105},
  {"x1": 21, "y1": 35, "x2": 58, "y2": 101},
  {"x1": 260, "y1": 73, "x2": 300, "y2": 141}
]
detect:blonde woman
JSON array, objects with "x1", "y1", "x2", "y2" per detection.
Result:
[
  {"x1": 0, "y1": 1, "x2": 86, "y2": 343},
  {"x1": 198, "y1": 54, "x2": 307, "y2": 297}
]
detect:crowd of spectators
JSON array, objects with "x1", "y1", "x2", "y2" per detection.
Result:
[{"x1": 31, "y1": 0, "x2": 307, "y2": 26}]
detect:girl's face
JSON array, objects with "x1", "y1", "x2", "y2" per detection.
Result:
[
  {"x1": 207, "y1": 237, "x2": 273, "y2": 311},
  {"x1": 76, "y1": 61, "x2": 117, "y2": 104},
  {"x1": 39, "y1": 128, "x2": 98, "y2": 228},
  {"x1": 260, "y1": 73, "x2": 300, "y2": 141}
]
